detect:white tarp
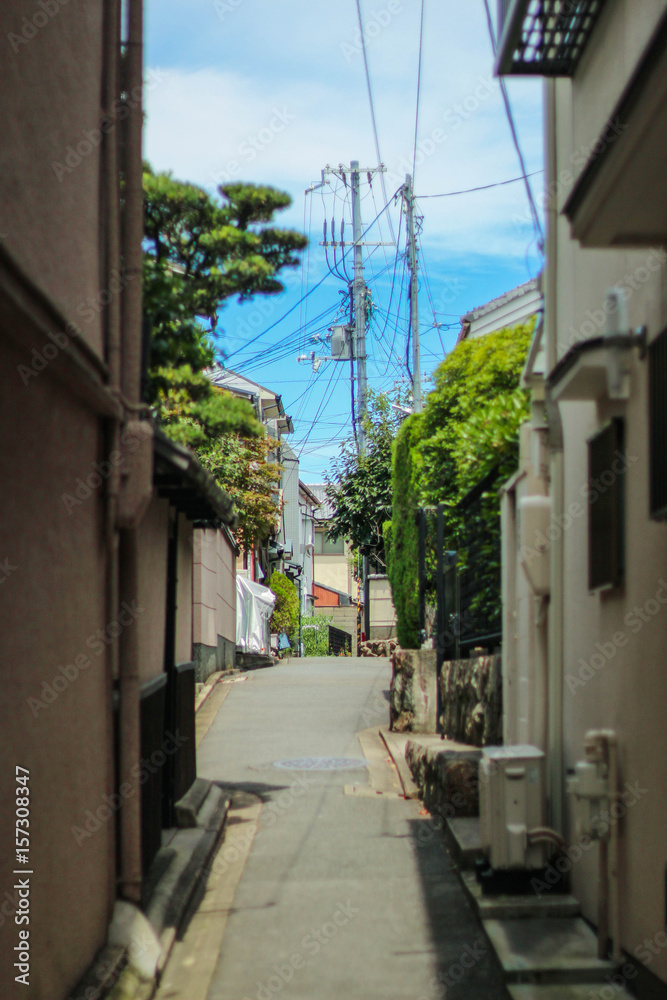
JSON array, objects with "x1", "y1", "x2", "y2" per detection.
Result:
[{"x1": 236, "y1": 575, "x2": 276, "y2": 654}]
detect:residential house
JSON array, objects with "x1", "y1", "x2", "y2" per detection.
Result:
[
  {"x1": 496, "y1": 0, "x2": 667, "y2": 986},
  {"x1": 0, "y1": 4, "x2": 235, "y2": 997},
  {"x1": 457, "y1": 276, "x2": 542, "y2": 343},
  {"x1": 205, "y1": 364, "x2": 293, "y2": 584}
]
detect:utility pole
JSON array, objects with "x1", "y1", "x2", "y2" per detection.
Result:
[
  {"x1": 404, "y1": 174, "x2": 422, "y2": 413},
  {"x1": 301, "y1": 162, "x2": 391, "y2": 449},
  {"x1": 302, "y1": 160, "x2": 392, "y2": 645},
  {"x1": 351, "y1": 160, "x2": 368, "y2": 452}
]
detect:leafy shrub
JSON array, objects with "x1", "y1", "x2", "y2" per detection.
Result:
[
  {"x1": 268, "y1": 571, "x2": 299, "y2": 644},
  {"x1": 301, "y1": 615, "x2": 332, "y2": 657}
]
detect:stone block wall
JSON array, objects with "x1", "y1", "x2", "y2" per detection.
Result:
[{"x1": 439, "y1": 654, "x2": 502, "y2": 747}]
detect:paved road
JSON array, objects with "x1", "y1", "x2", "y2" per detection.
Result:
[{"x1": 194, "y1": 657, "x2": 509, "y2": 1000}]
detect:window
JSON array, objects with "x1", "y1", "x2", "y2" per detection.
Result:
[
  {"x1": 588, "y1": 418, "x2": 625, "y2": 591},
  {"x1": 314, "y1": 530, "x2": 345, "y2": 556},
  {"x1": 649, "y1": 326, "x2": 667, "y2": 519}
]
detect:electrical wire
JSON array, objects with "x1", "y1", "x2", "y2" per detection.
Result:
[
  {"x1": 418, "y1": 170, "x2": 543, "y2": 198},
  {"x1": 481, "y1": 0, "x2": 544, "y2": 246},
  {"x1": 225, "y1": 185, "x2": 402, "y2": 362},
  {"x1": 412, "y1": 0, "x2": 426, "y2": 182},
  {"x1": 354, "y1": 0, "x2": 396, "y2": 244}
]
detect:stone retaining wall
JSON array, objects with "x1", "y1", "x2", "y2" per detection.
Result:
[
  {"x1": 389, "y1": 648, "x2": 438, "y2": 733},
  {"x1": 439, "y1": 654, "x2": 502, "y2": 747},
  {"x1": 405, "y1": 741, "x2": 481, "y2": 817}
]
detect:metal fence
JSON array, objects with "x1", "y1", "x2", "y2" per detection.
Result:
[
  {"x1": 418, "y1": 465, "x2": 503, "y2": 666},
  {"x1": 328, "y1": 625, "x2": 352, "y2": 656}
]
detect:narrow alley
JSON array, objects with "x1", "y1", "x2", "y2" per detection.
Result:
[{"x1": 157, "y1": 658, "x2": 509, "y2": 1000}]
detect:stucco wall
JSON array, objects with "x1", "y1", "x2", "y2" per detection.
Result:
[
  {"x1": 0, "y1": 340, "x2": 114, "y2": 999},
  {"x1": 369, "y1": 575, "x2": 397, "y2": 639}
]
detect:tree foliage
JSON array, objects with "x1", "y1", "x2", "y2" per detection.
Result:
[
  {"x1": 386, "y1": 321, "x2": 535, "y2": 648},
  {"x1": 198, "y1": 433, "x2": 282, "y2": 554},
  {"x1": 142, "y1": 164, "x2": 307, "y2": 551},
  {"x1": 325, "y1": 390, "x2": 402, "y2": 567},
  {"x1": 268, "y1": 571, "x2": 300, "y2": 644}
]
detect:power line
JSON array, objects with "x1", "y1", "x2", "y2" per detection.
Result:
[
  {"x1": 418, "y1": 170, "x2": 543, "y2": 198},
  {"x1": 411, "y1": 0, "x2": 426, "y2": 182},
  {"x1": 354, "y1": 0, "x2": 396, "y2": 244},
  {"x1": 481, "y1": 0, "x2": 544, "y2": 246},
  {"x1": 225, "y1": 186, "x2": 402, "y2": 362}
]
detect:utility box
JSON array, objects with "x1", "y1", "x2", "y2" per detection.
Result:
[
  {"x1": 479, "y1": 745, "x2": 547, "y2": 870},
  {"x1": 330, "y1": 325, "x2": 351, "y2": 359}
]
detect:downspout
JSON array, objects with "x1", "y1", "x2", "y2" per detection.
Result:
[
  {"x1": 117, "y1": 0, "x2": 144, "y2": 905},
  {"x1": 545, "y1": 77, "x2": 565, "y2": 833},
  {"x1": 103, "y1": 0, "x2": 123, "y2": 901}
]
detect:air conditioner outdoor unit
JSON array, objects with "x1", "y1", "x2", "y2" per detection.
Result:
[{"x1": 479, "y1": 745, "x2": 547, "y2": 871}]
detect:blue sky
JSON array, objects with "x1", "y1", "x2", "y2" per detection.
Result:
[{"x1": 144, "y1": 0, "x2": 544, "y2": 478}]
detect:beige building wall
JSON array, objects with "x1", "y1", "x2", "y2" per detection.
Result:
[{"x1": 535, "y1": 1, "x2": 667, "y2": 980}]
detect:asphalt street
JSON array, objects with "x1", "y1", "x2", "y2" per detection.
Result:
[{"x1": 189, "y1": 657, "x2": 510, "y2": 1000}]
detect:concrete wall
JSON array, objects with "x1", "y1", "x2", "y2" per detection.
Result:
[{"x1": 193, "y1": 527, "x2": 237, "y2": 681}]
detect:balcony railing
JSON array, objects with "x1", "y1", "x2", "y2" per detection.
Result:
[{"x1": 496, "y1": 0, "x2": 606, "y2": 76}]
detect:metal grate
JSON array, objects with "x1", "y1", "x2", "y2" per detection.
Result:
[
  {"x1": 498, "y1": 0, "x2": 606, "y2": 76},
  {"x1": 650, "y1": 328, "x2": 667, "y2": 519}
]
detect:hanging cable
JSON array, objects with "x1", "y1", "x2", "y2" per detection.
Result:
[
  {"x1": 481, "y1": 0, "x2": 543, "y2": 247},
  {"x1": 419, "y1": 170, "x2": 543, "y2": 198},
  {"x1": 354, "y1": 0, "x2": 396, "y2": 244},
  {"x1": 411, "y1": 0, "x2": 426, "y2": 182}
]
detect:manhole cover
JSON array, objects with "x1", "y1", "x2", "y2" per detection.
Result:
[{"x1": 273, "y1": 757, "x2": 368, "y2": 771}]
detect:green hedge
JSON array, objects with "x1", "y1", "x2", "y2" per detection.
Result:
[{"x1": 385, "y1": 320, "x2": 534, "y2": 649}]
